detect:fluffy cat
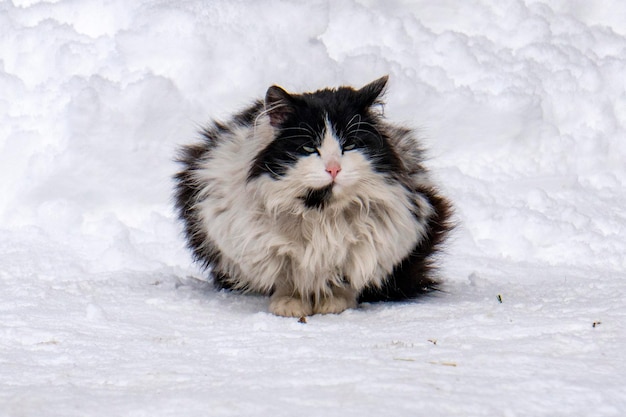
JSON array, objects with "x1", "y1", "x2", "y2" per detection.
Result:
[{"x1": 174, "y1": 76, "x2": 452, "y2": 317}]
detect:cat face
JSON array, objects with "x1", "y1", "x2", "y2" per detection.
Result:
[{"x1": 248, "y1": 76, "x2": 402, "y2": 209}]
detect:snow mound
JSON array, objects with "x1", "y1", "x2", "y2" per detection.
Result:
[{"x1": 1, "y1": 1, "x2": 625, "y2": 415}]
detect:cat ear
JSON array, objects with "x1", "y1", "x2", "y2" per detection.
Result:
[
  {"x1": 356, "y1": 75, "x2": 389, "y2": 108},
  {"x1": 265, "y1": 85, "x2": 295, "y2": 127}
]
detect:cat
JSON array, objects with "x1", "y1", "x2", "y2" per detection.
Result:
[{"x1": 174, "y1": 76, "x2": 452, "y2": 317}]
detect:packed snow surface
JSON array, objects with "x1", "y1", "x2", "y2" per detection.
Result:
[{"x1": 2, "y1": 0, "x2": 626, "y2": 415}]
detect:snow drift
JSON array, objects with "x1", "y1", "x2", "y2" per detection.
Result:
[{"x1": 1, "y1": 0, "x2": 625, "y2": 415}]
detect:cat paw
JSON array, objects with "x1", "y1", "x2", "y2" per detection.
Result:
[
  {"x1": 314, "y1": 294, "x2": 357, "y2": 315},
  {"x1": 269, "y1": 296, "x2": 314, "y2": 317}
]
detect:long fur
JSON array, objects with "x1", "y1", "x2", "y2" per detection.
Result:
[{"x1": 174, "y1": 76, "x2": 452, "y2": 316}]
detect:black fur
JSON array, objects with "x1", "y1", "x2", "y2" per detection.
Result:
[
  {"x1": 173, "y1": 143, "x2": 221, "y2": 270},
  {"x1": 300, "y1": 185, "x2": 334, "y2": 209}
]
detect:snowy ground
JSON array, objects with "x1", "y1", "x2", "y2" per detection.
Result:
[{"x1": 2, "y1": 0, "x2": 626, "y2": 415}]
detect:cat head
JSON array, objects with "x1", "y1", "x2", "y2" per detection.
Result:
[{"x1": 248, "y1": 76, "x2": 402, "y2": 210}]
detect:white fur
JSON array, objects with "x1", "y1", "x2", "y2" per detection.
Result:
[{"x1": 192, "y1": 115, "x2": 434, "y2": 315}]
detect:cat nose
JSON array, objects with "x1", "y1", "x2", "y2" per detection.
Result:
[{"x1": 325, "y1": 163, "x2": 341, "y2": 180}]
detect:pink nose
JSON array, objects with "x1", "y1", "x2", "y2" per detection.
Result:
[{"x1": 326, "y1": 163, "x2": 341, "y2": 179}]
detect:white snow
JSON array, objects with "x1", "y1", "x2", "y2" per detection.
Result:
[{"x1": 2, "y1": 0, "x2": 626, "y2": 415}]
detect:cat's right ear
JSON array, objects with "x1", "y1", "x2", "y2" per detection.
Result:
[{"x1": 265, "y1": 86, "x2": 294, "y2": 127}]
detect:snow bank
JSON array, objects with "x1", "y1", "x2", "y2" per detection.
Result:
[{"x1": 1, "y1": 1, "x2": 625, "y2": 416}]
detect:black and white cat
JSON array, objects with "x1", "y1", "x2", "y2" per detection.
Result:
[{"x1": 174, "y1": 76, "x2": 452, "y2": 317}]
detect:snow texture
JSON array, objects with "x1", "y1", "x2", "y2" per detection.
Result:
[{"x1": 1, "y1": 0, "x2": 625, "y2": 415}]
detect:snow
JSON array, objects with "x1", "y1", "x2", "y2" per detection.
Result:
[{"x1": 1, "y1": 0, "x2": 626, "y2": 415}]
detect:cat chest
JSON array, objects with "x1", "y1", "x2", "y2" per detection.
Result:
[{"x1": 278, "y1": 209, "x2": 412, "y2": 280}]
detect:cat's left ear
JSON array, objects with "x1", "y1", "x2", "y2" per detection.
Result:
[
  {"x1": 265, "y1": 85, "x2": 295, "y2": 127},
  {"x1": 356, "y1": 75, "x2": 389, "y2": 108}
]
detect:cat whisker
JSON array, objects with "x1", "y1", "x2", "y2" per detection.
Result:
[
  {"x1": 264, "y1": 163, "x2": 281, "y2": 178},
  {"x1": 345, "y1": 119, "x2": 384, "y2": 148},
  {"x1": 344, "y1": 114, "x2": 363, "y2": 134},
  {"x1": 299, "y1": 122, "x2": 317, "y2": 136},
  {"x1": 352, "y1": 120, "x2": 382, "y2": 135},
  {"x1": 275, "y1": 134, "x2": 313, "y2": 142},
  {"x1": 283, "y1": 152, "x2": 299, "y2": 161},
  {"x1": 254, "y1": 101, "x2": 288, "y2": 128},
  {"x1": 280, "y1": 126, "x2": 315, "y2": 135}
]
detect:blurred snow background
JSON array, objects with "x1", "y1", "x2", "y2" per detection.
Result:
[{"x1": 1, "y1": 0, "x2": 625, "y2": 416}]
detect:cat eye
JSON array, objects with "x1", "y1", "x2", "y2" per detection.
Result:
[
  {"x1": 343, "y1": 143, "x2": 356, "y2": 151},
  {"x1": 302, "y1": 145, "x2": 317, "y2": 154}
]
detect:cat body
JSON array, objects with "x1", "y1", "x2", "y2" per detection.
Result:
[{"x1": 174, "y1": 76, "x2": 452, "y2": 317}]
